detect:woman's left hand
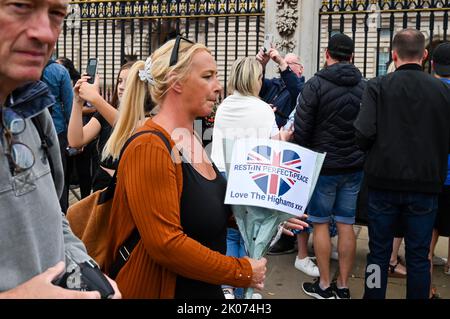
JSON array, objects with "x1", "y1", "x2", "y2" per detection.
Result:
[
  {"x1": 104, "y1": 274, "x2": 122, "y2": 299},
  {"x1": 282, "y1": 215, "x2": 309, "y2": 236}
]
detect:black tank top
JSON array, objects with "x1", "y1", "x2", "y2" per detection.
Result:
[{"x1": 174, "y1": 161, "x2": 231, "y2": 299}]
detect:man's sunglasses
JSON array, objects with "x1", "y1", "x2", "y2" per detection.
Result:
[
  {"x1": 169, "y1": 35, "x2": 194, "y2": 67},
  {"x1": 1, "y1": 108, "x2": 35, "y2": 173}
]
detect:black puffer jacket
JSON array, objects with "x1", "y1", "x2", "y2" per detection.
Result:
[{"x1": 293, "y1": 63, "x2": 366, "y2": 174}]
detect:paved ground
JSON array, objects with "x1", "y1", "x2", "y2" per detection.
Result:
[
  {"x1": 260, "y1": 225, "x2": 450, "y2": 299},
  {"x1": 69, "y1": 188, "x2": 449, "y2": 299}
]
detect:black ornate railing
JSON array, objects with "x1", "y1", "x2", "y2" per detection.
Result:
[
  {"x1": 57, "y1": 0, "x2": 265, "y2": 100},
  {"x1": 71, "y1": 0, "x2": 264, "y2": 19},
  {"x1": 318, "y1": 0, "x2": 450, "y2": 78}
]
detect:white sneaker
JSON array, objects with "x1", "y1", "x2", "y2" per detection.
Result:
[
  {"x1": 331, "y1": 249, "x2": 339, "y2": 261},
  {"x1": 294, "y1": 256, "x2": 320, "y2": 277},
  {"x1": 223, "y1": 288, "x2": 235, "y2": 299},
  {"x1": 432, "y1": 255, "x2": 448, "y2": 266},
  {"x1": 330, "y1": 242, "x2": 339, "y2": 261},
  {"x1": 251, "y1": 293, "x2": 262, "y2": 299}
]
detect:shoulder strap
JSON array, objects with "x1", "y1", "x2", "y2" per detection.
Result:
[
  {"x1": 31, "y1": 115, "x2": 56, "y2": 182},
  {"x1": 119, "y1": 129, "x2": 171, "y2": 167},
  {"x1": 108, "y1": 129, "x2": 172, "y2": 279},
  {"x1": 98, "y1": 129, "x2": 171, "y2": 204}
]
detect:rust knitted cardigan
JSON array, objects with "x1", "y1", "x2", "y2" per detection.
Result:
[{"x1": 103, "y1": 119, "x2": 253, "y2": 298}]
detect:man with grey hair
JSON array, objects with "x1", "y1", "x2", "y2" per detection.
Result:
[
  {"x1": 256, "y1": 48, "x2": 305, "y2": 128},
  {"x1": 0, "y1": 0, "x2": 119, "y2": 298},
  {"x1": 355, "y1": 29, "x2": 450, "y2": 299}
]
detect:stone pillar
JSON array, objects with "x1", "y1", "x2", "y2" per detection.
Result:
[
  {"x1": 264, "y1": 0, "x2": 322, "y2": 80},
  {"x1": 297, "y1": 0, "x2": 322, "y2": 79},
  {"x1": 263, "y1": 0, "x2": 301, "y2": 79}
]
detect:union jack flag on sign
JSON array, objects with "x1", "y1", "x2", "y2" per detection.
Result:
[{"x1": 247, "y1": 145, "x2": 302, "y2": 196}]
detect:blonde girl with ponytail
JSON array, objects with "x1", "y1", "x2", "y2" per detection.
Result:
[
  {"x1": 69, "y1": 61, "x2": 144, "y2": 191},
  {"x1": 102, "y1": 61, "x2": 151, "y2": 162}
]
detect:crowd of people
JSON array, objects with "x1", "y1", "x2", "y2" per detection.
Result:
[{"x1": 0, "y1": 0, "x2": 449, "y2": 300}]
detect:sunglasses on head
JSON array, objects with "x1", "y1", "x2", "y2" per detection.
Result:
[
  {"x1": 1, "y1": 107, "x2": 35, "y2": 174},
  {"x1": 169, "y1": 35, "x2": 194, "y2": 67}
]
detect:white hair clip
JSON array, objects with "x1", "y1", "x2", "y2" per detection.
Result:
[{"x1": 138, "y1": 57, "x2": 155, "y2": 85}]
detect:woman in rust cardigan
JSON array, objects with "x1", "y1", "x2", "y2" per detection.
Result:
[{"x1": 102, "y1": 36, "x2": 267, "y2": 298}]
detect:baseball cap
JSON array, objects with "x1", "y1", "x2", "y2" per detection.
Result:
[
  {"x1": 432, "y1": 42, "x2": 450, "y2": 77},
  {"x1": 327, "y1": 33, "x2": 354, "y2": 59}
]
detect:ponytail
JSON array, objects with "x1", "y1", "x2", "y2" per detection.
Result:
[{"x1": 102, "y1": 61, "x2": 147, "y2": 160}]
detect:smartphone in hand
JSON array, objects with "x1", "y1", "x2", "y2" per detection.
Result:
[
  {"x1": 86, "y1": 58, "x2": 98, "y2": 84},
  {"x1": 263, "y1": 34, "x2": 274, "y2": 53}
]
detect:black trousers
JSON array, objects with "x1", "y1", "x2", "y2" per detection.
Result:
[{"x1": 69, "y1": 140, "x2": 95, "y2": 198}]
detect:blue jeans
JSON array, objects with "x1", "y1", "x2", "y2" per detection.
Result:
[
  {"x1": 363, "y1": 189, "x2": 437, "y2": 299},
  {"x1": 222, "y1": 228, "x2": 247, "y2": 298},
  {"x1": 308, "y1": 171, "x2": 363, "y2": 224}
]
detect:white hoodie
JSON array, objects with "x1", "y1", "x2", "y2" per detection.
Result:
[{"x1": 211, "y1": 91, "x2": 278, "y2": 172}]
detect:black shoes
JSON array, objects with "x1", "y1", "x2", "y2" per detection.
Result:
[
  {"x1": 302, "y1": 280, "x2": 336, "y2": 299},
  {"x1": 330, "y1": 282, "x2": 351, "y2": 299},
  {"x1": 302, "y1": 280, "x2": 351, "y2": 299}
]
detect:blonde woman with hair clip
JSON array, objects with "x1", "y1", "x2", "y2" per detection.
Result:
[{"x1": 102, "y1": 36, "x2": 269, "y2": 299}]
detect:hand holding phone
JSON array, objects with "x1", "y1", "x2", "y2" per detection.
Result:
[
  {"x1": 263, "y1": 34, "x2": 274, "y2": 53},
  {"x1": 85, "y1": 58, "x2": 98, "y2": 84}
]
